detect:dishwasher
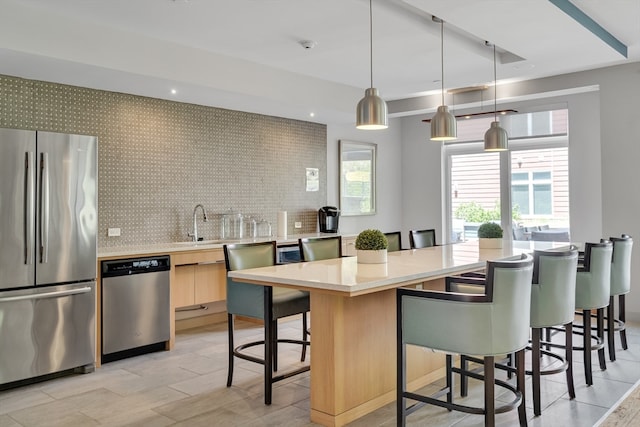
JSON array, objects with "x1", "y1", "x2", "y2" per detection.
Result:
[{"x1": 101, "y1": 255, "x2": 171, "y2": 363}]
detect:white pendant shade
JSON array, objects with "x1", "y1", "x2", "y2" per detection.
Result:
[
  {"x1": 430, "y1": 105, "x2": 457, "y2": 141},
  {"x1": 484, "y1": 121, "x2": 509, "y2": 151},
  {"x1": 356, "y1": 88, "x2": 388, "y2": 130}
]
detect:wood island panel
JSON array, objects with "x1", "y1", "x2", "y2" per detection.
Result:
[{"x1": 309, "y1": 288, "x2": 446, "y2": 426}]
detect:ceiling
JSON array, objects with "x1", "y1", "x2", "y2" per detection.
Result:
[{"x1": 0, "y1": 0, "x2": 638, "y2": 124}]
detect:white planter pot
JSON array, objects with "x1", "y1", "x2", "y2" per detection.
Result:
[
  {"x1": 479, "y1": 238, "x2": 503, "y2": 249},
  {"x1": 356, "y1": 249, "x2": 388, "y2": 264}
]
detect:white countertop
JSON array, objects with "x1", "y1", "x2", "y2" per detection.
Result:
[
  {"x1": 228, "y1": 240, "x2": 571, "y2": 296},
  {"x1": 97, "y1": 232, "x2": 354, "y2": 259}
]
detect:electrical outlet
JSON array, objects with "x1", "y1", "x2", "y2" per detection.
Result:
[
  {"x1": 294, "y1": 221, "x2": 302, "y2": 229},
  {"x1": 108, "y1": 227, "x2": 121, "y2": 237}
]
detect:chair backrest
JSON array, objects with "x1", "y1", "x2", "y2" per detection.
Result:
[
  {"x1": 610, "y1": 234, "x2": 633, "y2": 296},
  {"x1": 224, "y1": 241, "x2": 276, "y2": 271},
  {"x1": 384, "y1": 231, "x2": 402, "y2": 252},
  {"x1": 512, "y1": 225, "x2": 527, "y2": 241},
  {"x1": 409, "y1": 229, "x2": 436, "y2": 249},
  {"x1": 400, "y1": 253, "x2": 533, "y2": 356},
  {"x1": 299, "y1": 236, "x2": 342, "y2": 261},
  {"x1": 530, "y1": 247, "x2": 579, "y2": 328},
  {"x1": 223, "y1": 241, "x2": 277, "y2": 319},
  {"x1": 530, "y1": 230, "x2": 570, "y2": 242},
  {"x1": 575, "y1": 241, "x2": 613, "y2": 310}
]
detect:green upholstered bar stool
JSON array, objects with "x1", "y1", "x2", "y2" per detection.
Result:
[
  {"x1": 223, "y1": 241, "x2": 310, "y2": 405},
  {"x1": 409, "y1": 229, "x2": 436, "y2": 249},
  {"x1": 397, "y1": 254, "x2": 534, "y2": 427},
  {"x1": 529, "y1": 247, "x2": 579, "y2": 415},
  {"x1": 574, "y1": 241, "x2": 613, "y2": 386},
  {"x1": 298, "y1": 235, "x2": 342, "y2": 261},
  {"x1": 384, "y1": 231, "x2": 403, "y2": 252},
  {"x1": 607, "y1": 235, "x2": 633, "y2": 361},
  {"x1": 449, "y1": 248, "x2": 579, "y2": 417}
]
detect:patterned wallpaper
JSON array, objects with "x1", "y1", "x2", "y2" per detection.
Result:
[{"x1": 0, "y1": 75, "x2": 327, "y2": 247}]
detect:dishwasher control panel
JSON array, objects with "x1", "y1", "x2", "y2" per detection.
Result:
[{"x1": 102, "y1": 255, "x2": 170, "y2": 276}]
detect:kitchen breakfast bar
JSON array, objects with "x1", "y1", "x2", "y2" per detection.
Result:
[{"x1": 229, "y1": 240, "x2": 562, "y2": 426}]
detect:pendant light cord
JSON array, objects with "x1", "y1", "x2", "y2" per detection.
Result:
[
  {"x1": 440, "y1": 19, "x2": 445, "y2": 106},
  {"x1": 369, "y1": 0, "x2": 373, "y2": 88},
  {"x1": 493, "y1": 44, "x2": 497, "y2": 122}
]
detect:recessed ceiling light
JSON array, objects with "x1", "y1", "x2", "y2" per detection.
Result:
[
  {"x1": 309, "y1": 112, "x2": 315, "y2": 117},
  {"x1": 171, "y1": 89, "x2": 177, "y2": 95}
]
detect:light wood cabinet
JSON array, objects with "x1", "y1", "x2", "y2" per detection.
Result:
[{"x1": 173, "y1": 249, "x2": 226, "y2": 308}]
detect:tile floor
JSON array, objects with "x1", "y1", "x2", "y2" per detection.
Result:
[{"x1": 1, "y1": 318, "x2": 640, "y2": 426}]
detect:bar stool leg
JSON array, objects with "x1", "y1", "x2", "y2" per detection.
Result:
[
  {"x1": 516, "y1": 349, "x2": 528, "y2": 426},
  {"x1": 484, "y1": 356, "x2": 496, "y2": 427},
  {"x1": 565, "y1": 322, "x2": 576, "y2": 399},
  {"x1": 227, "y1": 313, "x2": 235, "y2": 387},
  {"x1": 583, "y1": 309, "x2": 593, "y2": 386},
  {"x1": 607, "y1": 296, "x2": 616, "y2": 361},
  {"x1": 460, "y1": 355, "x2": 469, "y2": 397},
  {"x1": 532, "y1": 328, "x2": 542, "y2": 416},
  {"x1": 301, "y1": 313, "x2": 308, "y2": 362},
  {"x1": 620, "y1": 295, "x2": 628, "y2": 350},
  {"x1": 597, "y1": 308, "x2": 607, "y2": 371}
]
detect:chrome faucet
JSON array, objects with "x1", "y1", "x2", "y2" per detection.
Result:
[{"x1": 188, "y1": 204, "x2": 208, "y2": 242}]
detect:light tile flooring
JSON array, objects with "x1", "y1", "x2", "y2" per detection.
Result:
[{"x1": 1, "y1": 318, "x2": 640, "y2": 426}]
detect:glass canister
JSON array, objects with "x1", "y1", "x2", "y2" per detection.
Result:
[
  {"x1": 221, "y1": 210, "x2": 244, "y2": 239},
  {"x1": 257, "y1": 219, "x2": 272, "y2": 237}
]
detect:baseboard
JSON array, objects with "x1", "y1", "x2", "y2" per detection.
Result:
[{"x1": 175, "y1": 311, "x2": 227, "y2": 331}]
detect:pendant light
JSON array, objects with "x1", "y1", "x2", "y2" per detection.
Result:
[
  {"x1": 356, "y1": 0, "x2": 388, "y2": 130},
  {"x1": 430, "y1": 17, "x2": 457, "y2": 141},
  {"x1": 484, "y1": 43, "x2": 509, "y2": 151}
]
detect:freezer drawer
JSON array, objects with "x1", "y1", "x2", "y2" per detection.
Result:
[
  {"x1": 0, "y1": 282, "x2": 96, "y2": 385},
  {"x1": 101, "y1": 257, "x2": 170, "y2": 360}
]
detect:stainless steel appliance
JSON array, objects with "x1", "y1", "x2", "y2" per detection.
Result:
[
  {"x1": 276, "y1": 244, "x2": 301, "y2": 263},
  {"x1": 318, "y1": 206, "x2": 340, "y2": 233},
  {"x1": 101, "y1": 256, "x2": 171, "y2": 363},
  {"x1": 0, "y1": 128, "x2": 97, "y2": 386}
]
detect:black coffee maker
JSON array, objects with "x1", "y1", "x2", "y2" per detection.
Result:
[{"x1": 318, "y1": 206, "x2": 340, "y2": 233}]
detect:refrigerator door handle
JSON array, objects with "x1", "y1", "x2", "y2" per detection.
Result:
[
  {"x1": 39, "y1": 152, "x2": 50, "y2": 264},
  {"x1": 0, "y1": 286, "x2": 92, "y2": 303},
  {"x1": 25, "y1": 151, "x2": 35, "y2": 265}
]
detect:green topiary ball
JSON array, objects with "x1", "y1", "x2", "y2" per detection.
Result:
[
  {"x1": 477, "y1": 222, "x2": 504, "y2": 238},
  {"x1": 355, "y1": 229, "x2": 388, "y2": 250}
]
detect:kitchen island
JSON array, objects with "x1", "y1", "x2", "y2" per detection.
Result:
[{"x1": 228, "y1": 240, "x2": 565, "y2": 427}]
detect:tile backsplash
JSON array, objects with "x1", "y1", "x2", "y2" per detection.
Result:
[{"x1": 0, "y1": 75, "x2": 327, "y2": 247}]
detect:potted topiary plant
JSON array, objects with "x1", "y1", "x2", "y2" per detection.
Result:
[
  {"x1": 355, "y1": 229, "x2": 388, "y2": 264},
  {"x1": 477, "y1": 222, "x2": 504, "y2": 249}
]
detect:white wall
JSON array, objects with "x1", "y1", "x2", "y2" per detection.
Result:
[
  {"x1": 399, "y1": 117, "x2": 444, "y2": 250},
  {"x1": 326, "y1": 120, "x2": 403, "y2": 235}
]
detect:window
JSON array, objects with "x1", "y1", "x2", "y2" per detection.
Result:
[
  {"x1": 444, "y1": 109, "x2": 569, "y2": 243},
  {"x1": 339, "y1": 140, "x2": 376, "y2": 216},
  {"x1": 511, "y1": 171, "x2": 552, "y2": 216}
]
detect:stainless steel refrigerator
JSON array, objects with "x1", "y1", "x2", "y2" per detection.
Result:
[{"x1": 0, "y1": 128, "x2": 97, "y2": 386}]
